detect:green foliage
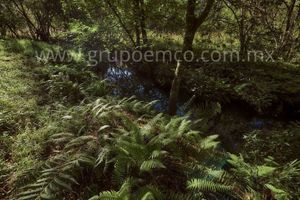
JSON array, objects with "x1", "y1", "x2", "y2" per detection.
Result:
[
  {"x1": 0, "y1": 156, "x2": 10, "y2": 199},
  {"x1": 0, "y1": 46, "x2": 45, "y2": 136},
  {"x1": 1, "y1": 0, "x2": 63, "y2": 40},
  {"x1": 243, "y1": 122, "x2": 300, "y2": 163},
  {"x1": 0, "y1": 39, "x2": 61, "y2": 57},
  {"x1": 38, "y1": 64, "x2": 109, "y2": 103},
  {"x1": 228, "y1": 154, "x2": 300, "y2": 199},
  {"x1": 181, "y1": 61, "x2": 300, "y2": 115},
  {"x1": 67, "y1": 21, "x2": 127, "y2": 51},
  {"x1": 187, "y1": 179, "x2": 234, "y2": 194},
  {"x1": 89, "y1": 179, "x2": 132, "y2": 200},
  {"x1": 16, "y1": 153, "x2": 95, "y2": 200},
  {"x1": 11, "y1": 96, "x2": 232, "y2": 199}
]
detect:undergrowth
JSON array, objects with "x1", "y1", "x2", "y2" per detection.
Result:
[{"x1": 0, "y1": 39, "x2": 299, "y2": 200}]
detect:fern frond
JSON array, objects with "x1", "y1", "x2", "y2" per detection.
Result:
[
  {"x1": 168, "y1": 192, "x2": 196, "y2": 200},
  {"x1": 97, "y1": 191, "x2": 120, "y2": 200},
  {"x1": 16, "y1": 153, "x2": 94, "y2": 200},
  {"x1": 140, "y1": 159, "x2": 166, "y2": 172},
  {"x1": 64, "y1": 135, "x2": 97, "y2": 151},
  {"x1": 50, "y1": 132, "x2": 75, "y2": 144},
  {"x1": 200, "y1": 135, "x2": 220, "y2": 150},
  {"x1": 90, "y1": 179, "x2": 132, "y2": 200},
  {"x1": 187, "y1": 179, "x2": 234, "y2": 194}
]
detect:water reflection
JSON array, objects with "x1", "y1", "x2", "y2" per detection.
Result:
[{"x1": 105, "y1": 66, "x2": 185, "y2": 115}]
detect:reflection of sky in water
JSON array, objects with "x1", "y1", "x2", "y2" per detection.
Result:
[
  {"x1": 105, "y1": 66, "x2": 184, "y2": 115},
  {"x1": 249, "y1": 118, "x2": 274, "y2": 130},
  {"x1": 250, "y1": 118, "x2": 264, "y2": 129}
]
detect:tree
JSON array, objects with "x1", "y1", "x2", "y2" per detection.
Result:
[
  {"x1": 1, "y1": 0, "x2": 63, "y2": 41},
  {"x1": 223, "y1": 0, "x2": 256, "y2": 59},
  {"x1": 0, "y1": 0, "x2": 23, "y2": 38},
  {"x1": 223, "y1": 0, "x2": 300, "y2": 60},
  {"x1": 257, "y1": 0, "x2": 300, "y2": 59},
  {"x1": 105, "y1": 0, "x2": 136, "y2": 46},
  {"x1": 103, "y1": 0, "x2": 148, "y2": 48},
  {"x1": 168, "y1": 0, "x2": 215, "y2": 115}
]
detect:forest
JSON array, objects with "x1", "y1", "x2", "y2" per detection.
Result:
[{"x1": 0, "y1": 0, "x2": 300, "y2": 199}]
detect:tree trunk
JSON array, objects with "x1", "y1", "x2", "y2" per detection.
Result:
[
  {"x1": 239, "y1": 18, "x2": 247, "y2": 60},
  {"x1": 168, "y1": 61, "x2": 183, "y2": 115},
  {"x1": 139, "y1": 0, "x2": 148, "y2": 47},
  {"x1": 133, "y1": 0, "x2": 141, "y2": 47},
  {"x1": 37, "y1": 29, "x2": 50, "y2": 41},
  {"x1": 168, "y1": 29, "x2": 195, "y2": 115},
  {"x1": 238, "y1": 5, "x2": 249, "y2": 60},
  {"x1": 135, "y1": 24, "x2": 141, "y2": 47},
  {"x1": 168, "y1": 0, "x2": 215, "y2": 115}
]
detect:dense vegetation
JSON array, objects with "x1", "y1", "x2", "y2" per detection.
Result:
[{"x1": 0, "y1": 0, "x2": 300, "y2": 199}]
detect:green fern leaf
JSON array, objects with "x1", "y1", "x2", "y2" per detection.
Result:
[
  {"x1": 140, "y1": 159, "x2": 166, "y2": 172},
  {"x1": 187, "y1": 179, "x2": 234, "y2": 193}
]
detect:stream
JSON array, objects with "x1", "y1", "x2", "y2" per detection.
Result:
[
  {"x1": 103, "y1": 65, "x2": 283, "y2": 152},
  {"x1": 105, "y1": 66, "x2": 187, "y2": 115}
]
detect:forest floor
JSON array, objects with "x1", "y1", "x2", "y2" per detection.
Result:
[
  {"x1": 0, "y1": 51, "x2": 36, "y2": 125},
  {"x1": 0, "y1": 46, "x2": 41, "y2": 198}
]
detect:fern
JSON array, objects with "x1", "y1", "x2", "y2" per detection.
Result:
[
  {"x1": 90, "y1": 179, "x2": 132, "y2": 200},
  {"x1": 187, "y1": 179, "x2": 234, "y2": 193},
  {"x1": 15, "y1": 97, "x2": 240, "y2": 199},
  {"x1": 167, "y1": 192, "x2": 196, "y2": 200},
  {"x1": 140, "y1": 159, "x2": 166, "y2": 172},
  {"x1": 17, "y1": 155, "x2": 83, "y2": 200}
]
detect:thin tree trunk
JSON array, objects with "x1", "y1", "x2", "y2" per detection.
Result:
[
  {"x1": 167, "y1": 3, "x2": 197, "y2": 115},
  {"x1": 135, "y1": 24, "x2": 141, "y2": 47},
  {"x1": 239, "y1": 11, "x2": 247, "y2": 60},
  {"x1": 168, "y1": 61, "x2": 183, "y2": 115},
  {"x1": 133, "y1": 0, "x2": 141, "y2": 47}
]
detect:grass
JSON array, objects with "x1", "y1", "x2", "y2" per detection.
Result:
[
  {"x1": 0, "y1": 50, "x2": 38, "y2": 134},
  {"x1": 0, "y1": 39, "x2": 54, "y2": 198},
  {"x1": 0, "y1": 38, "x2": 111, "y2": 199}
]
